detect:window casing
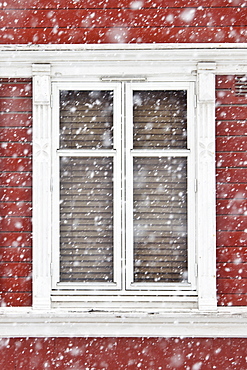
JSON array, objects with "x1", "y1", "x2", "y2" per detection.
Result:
[{"x1": 51, "y1": 80, "x2": 196, "y2": 307}]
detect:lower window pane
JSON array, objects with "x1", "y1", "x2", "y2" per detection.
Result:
[
  {"x1": 133, "y1": 157, "x2": 188, "y2": 283},
  {"x1": 60, "y1": 156, "x2": 114, "y2": 283}
]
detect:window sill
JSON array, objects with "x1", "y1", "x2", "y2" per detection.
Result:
[{"x1": 0, "y1": 307, "x2": 246, "y2": 337}]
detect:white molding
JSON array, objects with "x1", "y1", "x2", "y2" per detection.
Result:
[
  {"x1": 0, "y1": 45, "x2": 247, "y2": 78},
  {"x1": 1, "y1": 43, "x2": 247, "y2": 51},
  {"x1": 196, "y1": 62, "x2": 217, "y2": 311},
  {"x1": 32, "y1": 64, "x2": 52, "y2": 309},
  {"x1": 0, "y1": 309, "x2": 246, "y2": 338}
]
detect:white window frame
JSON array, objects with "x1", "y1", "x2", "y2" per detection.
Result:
[
  {"x1": 51, "y1": 82, "x2": 122, "y2": 291},
  {"x1": 49, "y1": 80, "x2": 198, "y2": 313},
  {"x1": 0, "y1": 44, "x2": 247, "y2": 337},
  {"x1": 125, "y1": 81, "x2": 196, "y2": 292}
]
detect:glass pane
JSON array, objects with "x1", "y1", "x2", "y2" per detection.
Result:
[
  {"x1": 133, "y1": 157, "x2": 187, "y2": 283},
  {"x1": 60, "y1": 156, "x2": 114, "y2": 282},
  {"x1": 60, "y1": 90, "x2": 113, "y2": 149},
  {"x1": 133, "y1": 90, "x2": 187, "y2": 149}
]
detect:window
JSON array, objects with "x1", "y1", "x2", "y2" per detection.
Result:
[
  {"x1": 29, "y1": 51, "x2": 219, "y2": 314},
  {"x1": 50, "y1": 81, "x2": 196, "y2": 309}
]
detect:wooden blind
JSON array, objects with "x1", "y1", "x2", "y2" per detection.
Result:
[
  {"x1": 133, "y1": 90, "x2": 187, "y2": 149},
  {"x1": 60, "y1": 90, "x2": 113, "y2": 149},
  {"x1": 59, "y1": 90, "x2": 114, "y2": 283},
  {"x1": 60, "y1": 157, "x2": 114, "y2": 282},
  {"x1": 133, "y1": 90, "x2": 188, "y2": 283}
]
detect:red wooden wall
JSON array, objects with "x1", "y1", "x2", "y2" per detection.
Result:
[
  {"x1": 0, "y1": 79, "x2": 32, "y2": 307},
  {"x1": 216, "y1": 75, "x2": 247, "y2": 306},
  {"x1": 1, "y1": 0, "x2": 247, "y2": 369},
  {"x1": 0, "y1": 0, "x2": 247, "y2": 44},
  {"x1": 0, "y1": 337, "x2": 247, "y2": 370}
]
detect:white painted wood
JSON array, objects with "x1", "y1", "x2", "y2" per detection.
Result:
[
  {"x1": 196, "y1": 62, "x2": 217, "y2": 311},
  {"x1": 32, "y1": 64, "x2": 52, "y2": 309},
  {"x1": 0, "y1": 308, "x2": 246, "y2": 338},
  {"x1": 1, "y1": 46, "x2": 247, "y2": 79}
]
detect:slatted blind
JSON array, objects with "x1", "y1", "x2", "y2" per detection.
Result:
[
  {"x1": 133, "y1": 90, "x2": 187, "y2": 149},
  {"x1": 60, "y1": 90, "x2": 113, "y2": 149},
  {"x1": 133, "y1": 90, "x2": 188, "y2": 283},
  {"x1": 59, "y1": 91, "x2": 114, "y2": 282}
]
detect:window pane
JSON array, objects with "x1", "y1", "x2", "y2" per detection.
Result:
[
  {"x1": 60, "y1": 90, "x2": 113, "y2": 149},
  {"x1": 60, "y1": 157, "x2": 114, "y2": 282},
  {"x1": 133, "y1": 90, "x2": 187, "y2": 149},
  {"x1": 133, "y1": 157, "x2": 187, "y2": 283}
]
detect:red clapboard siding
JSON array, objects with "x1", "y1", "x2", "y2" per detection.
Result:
[
  {"x1": 216, "y1": 121, "x2": 247, "y2": 136},
  {"x1": 216, "y1": 106, "x2": 247, "y2": 120},
  {"x1": 0, "y1": 217, "x2": 32, "y2": 232},
  {"x1": 0, "y1": 277, "x2": 32, "y2": 292},
  {"x1": 2, "y1": 337, "x2": 243, "y2": 370},
  {"x1": 217, "y1": 262, "x2": 247, "y2": 279},
  {"x1": 1, "y1": 25, "x2": 246, "y2": 44},
  {"x1": 0, "y1": 337, "x2": 245, "y2": 369},
  {"x1": 218, "y1": 294, "x2": 247, "y2": 306},
  {"x1": 0, "y1": 172, "x2": 32, "y2": 187},
  {"x1": 0, "y1": 114, "x2": 32, "y2": 127},
  {"x1": 1, "y1": 0, "x2": 247, "y2": 44},
  {"x1": 216, "y1": 199, "x2": 247, "y2": 215},
  {"x1": 217, "y1": 216, "x2": 247, "y2": 231},
  {"x1": 217, "y1": 279, "x2": 247, "y2": 294},
  {"x1": 216, "y1": 137, "x2": 247, "y2": 152},
  {"x1": 0, "y1": 158, "x2": 32, "y2": 171},
  {"x1": 0, "y1": 128, "x2": 32, "y2": 142},
  {"x1": 0, "y1": 188, "x2": 32, "y2": 202},
  {"x1": 0, "y1": 79, "x2": 32, "y2": 307},
  {"x1": 216, "y1": 75, "x2": 247, "y2": 306},
  {"x1": 0, "y1": 247, "x2": 32, "y2": 262},
  {"x1": 216, "y1": 75, "x2": 236, "y2": 89},
  {"x1": 1, "y1": 0, "x2": 247, "y2": 9},
  {"x1": 0, "y1": 83, "x2": 32, "y2": 97},
  {"x1": 216, "y1": 183, "x2": 247, "y2": 199},
  {"x1": 0, "y1": 262, "x2": 32, "y2": 277},
  {"x1": 0, "y1": 293, "x2": 32, "y2": 306},
  {"x1": 217, "y1": 231, "x2": 247, "y2": 247},
  {"x1": 0, "y1": 232, "x2": 32, "y2": 247},
  {"x1": 0, "y1": 98, "x2": 32, "y2": 112},
  {"x1": 0, "y1": 143, "x2": 32, "y2": 157},
  {"x1": 216, "y1": 152, "x2": 247, "y2": 167},
  {"x1": 217, "y1": 247, "x2": 247, "y2": 262},
  {"x1": 217, "y1": 168, "x2": 247, "y2": 183},
  {"x1": 1, "y1": 8, "x2": 247, "y2": 28}
]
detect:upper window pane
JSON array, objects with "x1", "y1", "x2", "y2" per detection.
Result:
[
  {"x1": 60, "y1": 90, "x2": 113, "y2": 149},
  {"x1": 133, "y1": 90, "x2": 187, "y2": 149}
]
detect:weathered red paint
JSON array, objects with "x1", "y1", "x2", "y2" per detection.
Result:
[
  {"x1": 0, "y1": 246, "x2": 32, "y2": 262},
  {"x1": 1, "y1": 0, "x2": 247, "y2": 44},
  {"x1": 0, "y1": 337, "x2": 246, "y2": 369},
  {"x1": 216, "y1": 75, "x2": 247, "y2": 307},
  {"x1": 0, "y1": 79, "x2": 32, "y2": 308}
]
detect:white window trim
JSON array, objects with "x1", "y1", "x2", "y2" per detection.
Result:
[
  {"x1": 51, "y1": 80, "x2": 196, "y2": 301},
  {"x1": 0, "y1": 44, "x2": 247, "y2": 337}
]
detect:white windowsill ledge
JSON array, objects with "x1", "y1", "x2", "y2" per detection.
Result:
[{"x1": 0, "y1": 308, "x2": 246, "y2": 338}]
